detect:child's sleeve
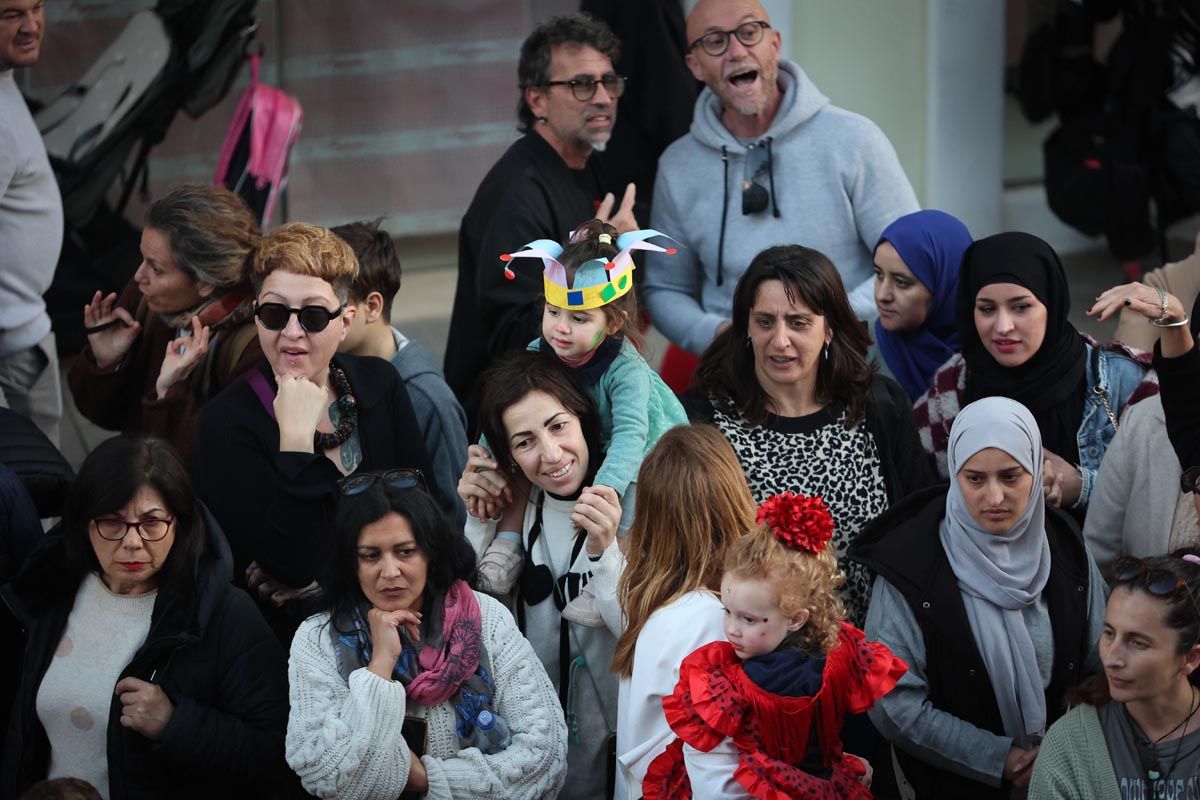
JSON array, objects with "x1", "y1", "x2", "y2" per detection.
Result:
[{"x1": 594, "y1": 355, "x2": 653, "y2": 496}]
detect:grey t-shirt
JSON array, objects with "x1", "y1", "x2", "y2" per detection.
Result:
[{"x1": 1098, "y1": 701, "x2": 1200, "y2": 797}]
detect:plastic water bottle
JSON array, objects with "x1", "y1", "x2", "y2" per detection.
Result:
[{"x1": 475, "y1": 709, "x2": 512, "y2": 755}]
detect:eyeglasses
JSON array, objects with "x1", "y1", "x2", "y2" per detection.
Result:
[
  {"x1": 689, "y1": 20, "x2": 771, "y2": 57},
  {"x1": 742, "y1": 138, "x2": 775, "y2": 216},
  {"x1": 254, "y1": 302, "x2": 343, "y2": 333},
  {"x1": 1182, "y1": 466, "x2": 1200, "y2": 495},
  {"x1": 92, "y1": 516, "x2": 174, "y2": 542},
  {"x1": 542, "y1": 74, "x2": 627, "y2": 102},
  {"x1": 338, "y1": 469, "x2": 428, "y2": 497}
]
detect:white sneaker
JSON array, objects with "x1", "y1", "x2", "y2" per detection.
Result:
[
  {"x1": 562, "y1": 579, "x2": 604, "y2": 627},
  {"x1": 477, "y1": 536, "x2": 523, "y2": 595}
]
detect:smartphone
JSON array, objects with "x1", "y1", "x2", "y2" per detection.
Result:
[{"x1": 402, "y1": 715, "x2": 427, "y2": 758}]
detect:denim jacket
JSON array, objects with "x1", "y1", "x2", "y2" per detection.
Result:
[
  {"x1": 1076, "y1": 343, "x2": 1151, "y2": 509},
  {"x1": 914, "y1": 339, "x2": 1156, "y2": 506}
]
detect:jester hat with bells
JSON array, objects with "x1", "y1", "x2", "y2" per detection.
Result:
[{"x1": 500, "y1": 228, "x2": 680, "y2": 311}]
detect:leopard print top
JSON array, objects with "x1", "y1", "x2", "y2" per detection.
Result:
[{"x1": 710, "y1": 397, "x2": 889, "y2": 626}]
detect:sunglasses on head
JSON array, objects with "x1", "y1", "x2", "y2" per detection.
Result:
[
  {"x1": 1182, "y1": 466, "x2": 1200, "y2": 495},
  {"x1": 1113, "y1": 555, "x2": 1192, "y2": 596},
  {"x1": 1112, "y1": 554, "x2": 1200, "y2": 621},
  {"x1": 254, "y1": 302, "x2": 343, "y2": 333},
  {"x1": 338, "y1": 468, "x2": 428, "y2": 497}
]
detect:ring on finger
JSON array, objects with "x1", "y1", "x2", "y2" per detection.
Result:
[{"x1": 1155, "y1": 286, "x2": 1169, "y2": 322}]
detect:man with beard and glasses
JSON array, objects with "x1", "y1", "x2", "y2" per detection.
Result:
[
  {"x1": 643, "y1": 0, "x2": 919, "y2": 357},
  {"x1": 0, "y1": 0, "x2": 63, "y2": 445},
  {"x1": 445, "y1": 13, "x2": 636, "y2": 428}
]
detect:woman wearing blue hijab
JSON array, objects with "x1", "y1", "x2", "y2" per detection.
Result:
[{"x1": 873, "y1": 210, "x2": 973, "y2": 400}]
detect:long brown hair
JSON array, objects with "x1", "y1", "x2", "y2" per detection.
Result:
[
  {"x1": 695, "y1": 245, "x2": 873, "y2": 426},
  {"x1": 610, "y1": 425, "x2": 756, "y2": 677}
]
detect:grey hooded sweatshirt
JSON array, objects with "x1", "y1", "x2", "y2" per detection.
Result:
[{"x1": 643, "y1": 59, "x2": 918, "y2": 355}]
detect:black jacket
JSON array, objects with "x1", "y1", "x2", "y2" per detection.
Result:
[
  {"x1": 444, "y1": 133, "x2": 607, "y2": 426},
  {"x1": 1154, "y1": 307, "x2": 1200, "y2": 470},
  {"x1": 1, "y1": 508, "x2": 293, "y2": 800},
  {"x1": 195, "y1": 353, "x2": 442, "y2": 587},
  {"x1": 684, "y1": 374, "x2": 936, "y2": 505},
  {"x1": 848, "y1": 486, "x2": 1093, "y2": 800}
]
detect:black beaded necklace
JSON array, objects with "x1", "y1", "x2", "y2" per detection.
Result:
[
  {"x1": 314, "y1": 363, "x2": 358, "y2": 452},
  {"x1": 1131, "y1": 686, "x2": 1200, "y2": 782}
]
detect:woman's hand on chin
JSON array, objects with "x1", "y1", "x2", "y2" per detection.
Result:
[
  {"x1": 458, "y1": 444, "x2": 514, "y2": 521},
  {"x1": 155, "y1": 316, "x2": 211, "y2": 399},
  {"x1": 366, "y1": 607, "x2": 422, "y2": 680},
  {"x1": 572, "y1": 484, "x2": 621, "y2": 556},
  {"x1": 84, "y1": 290, "x2": 141, "y2": 369},
  {"x1": 274, "y1": 373, "x2": 328, "y2": 452}
]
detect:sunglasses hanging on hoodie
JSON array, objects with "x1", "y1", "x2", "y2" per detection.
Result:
[{"x1": 717, "y1": 138, "x2": 779, "y2": 286}]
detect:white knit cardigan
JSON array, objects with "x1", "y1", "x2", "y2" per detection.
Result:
[{"x1": 286, "y1": 592, "x2": 568, "y2": 799}]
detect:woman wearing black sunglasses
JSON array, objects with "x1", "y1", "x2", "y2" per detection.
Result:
[
  {"x1": 67, "y1": 184, "x2": 262, "y2": 466},
  {"x1": 195, "y1": 223, "x2": 446, "y2": 636},
  {"x1": 1030, "y1": 550, "x2": 1200, "y2": 798}
]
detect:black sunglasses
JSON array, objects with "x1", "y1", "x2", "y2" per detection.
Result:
[
  {"x1": 543, "y1": 73, "x2": 627, "y2": 102},
  {"x1": 742, "y1": 138, "x2": 776, "y2": 216},
  {"x1": 1182, "y1": 466, "x2": 1200, "y2": 495},
  {"x1": 688, "y1": 20, "x2": 770, "y2": 57},
  {"x1": 254, "y1": 302, "x2": 343, "y2": 333},
  {"x1": 338, "y1": 468, "x2": 428, "y2": 497},
  {"x1": 1112, "y1": 555, "x2": 1200, "y2": 619}
]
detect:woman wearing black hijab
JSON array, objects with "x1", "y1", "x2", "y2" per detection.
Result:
[{"x1": 913, "y1": 232, "x2": 1154, "y2": 511}]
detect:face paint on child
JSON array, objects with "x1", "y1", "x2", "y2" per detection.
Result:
[
  {"x1": 720, "y1": 573, "x2": 807, "y2": 659},
  {"x1": 542, "y1": 303, "x2": 613, "y2": 361}
]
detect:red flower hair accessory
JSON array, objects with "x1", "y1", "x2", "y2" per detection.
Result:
[{"x1": 756, "y1": 493, "x2": 834, "y2": 554}]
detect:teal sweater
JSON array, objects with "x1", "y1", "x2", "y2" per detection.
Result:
[
  {"x1": 528, "y1": 337, "x2": 687, "y2": 496},
  {"x1": 1029, "y1": 704, "x2": 1120, "y2": 800}
]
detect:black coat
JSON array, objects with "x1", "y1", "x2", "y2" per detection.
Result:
[
  {"x1": 195, "y1": 354, "x2": 442, "y2": 588},
  {"x1": 1155, "y1": 336, "x2": 1200, "y2": 471},
  {"x1": 0, "y1": 508, "x2": 294, "y2": 800},
  {"x1": 848, "y1": 486, "x2": 1093, "y2": 800},
  {"x1": 444, "y1": 133, "x2": 607, "y2": 426}
]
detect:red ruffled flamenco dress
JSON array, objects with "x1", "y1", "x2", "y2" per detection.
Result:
[{"x1": 643, "y1": 623, "x2": 906, "y2": 800}]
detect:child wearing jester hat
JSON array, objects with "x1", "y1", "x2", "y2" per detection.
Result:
[
  {"x1": 476, "y1": 219, "x2": 688, "y2": 626},
  {"x1": 642, "y1": 493, "x2": 908, "y2": 799}
]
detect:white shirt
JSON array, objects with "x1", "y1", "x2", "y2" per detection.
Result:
[{"x1": 615, "y1": 590, "x2": 741, "y2": 799}]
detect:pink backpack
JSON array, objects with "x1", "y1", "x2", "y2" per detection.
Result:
[{"x1": 213, "y1": 53, "x2": 302, "y2": 226}]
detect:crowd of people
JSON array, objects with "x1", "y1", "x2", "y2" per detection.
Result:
[{"x1": 3, "y1": 0, "x2": 1200, "y2": 799}]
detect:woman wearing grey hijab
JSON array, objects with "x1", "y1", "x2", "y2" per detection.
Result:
[{"x1": 850, "y1": 397, "x2": 1107, "y2": 799}]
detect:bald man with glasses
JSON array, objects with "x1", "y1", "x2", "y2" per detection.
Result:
[{"x1": 642, "y1": 0, "x2": 919, "y2": 357}]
